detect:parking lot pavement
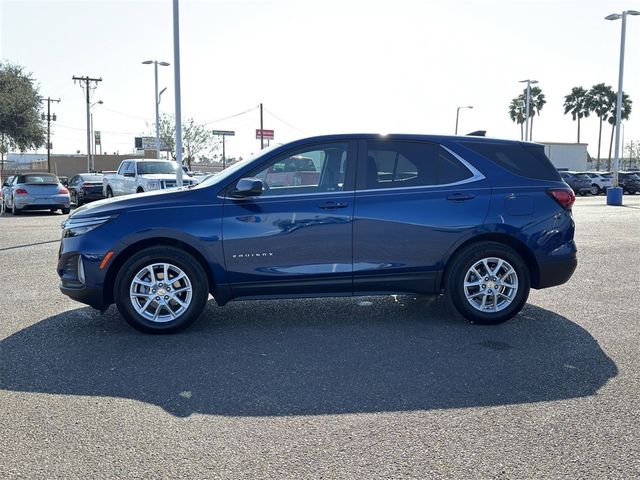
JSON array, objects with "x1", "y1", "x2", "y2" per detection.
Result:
[{"x1": 1, "y1": 196, "x2": 639, "y2": 479}]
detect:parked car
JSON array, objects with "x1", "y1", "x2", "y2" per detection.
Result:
[
  {"x1": 1, "y1": 176, "x2": 15, "y2": 209},
  {"x1": 68, "y1": 173, "x2": 105, "y2": 206},
  {"x1": 618, "y1": 172, "x2": 640, "y2": 194},
  {"x1": 58, "y1": 134, "x2": 577, "y2": 333},
  {"x1": 103, "y1": 159, "x2": 198, "y2": 197},
  {"x1": 559, "y1": 171, "x2": 591, "y2": 195},
  {"x1": 581, "y1": 171, "x2": 613, "y2": 195},
  {"x1": 3, "y1": 172, "x2": 70, "y2": 215},
  {"x1": 58, "y1": 176, "x2": 69, "y2": 187}
]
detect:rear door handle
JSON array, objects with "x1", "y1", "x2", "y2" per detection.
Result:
[
  {"x1": 318, "y1": 201, "x2": 349, "y2": 209},
  {"x1": 446, "y1": 193, "x2": 475, "y2": 201}
]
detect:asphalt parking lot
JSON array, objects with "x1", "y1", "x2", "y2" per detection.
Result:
[{"x1": 1, "y1": 196, "x2": 639, "y2": 479}]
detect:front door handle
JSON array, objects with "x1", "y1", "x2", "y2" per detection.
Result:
[
  {"x1": 446, "y1": 193, "x2": 475, "y2": 201},
  {"x1": 318, "y1": 201, "x2": 349, "y2": 210}
]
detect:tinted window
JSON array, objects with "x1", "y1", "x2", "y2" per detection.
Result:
[
  {"x1": 17, "y1": 174, "x2": 59, "y2": 184},
  {"x1": 137, "y1": 162, "x2": 178, "y2": 175},
  {"x1": 462, "y1": 142, "x2": 561, "y2": 181},
  {"x1": 364, "y1": 141, "x2": 472, "y2": 190},
  {"x1": 118, "y1": 162, "x2": 129, "y2": 175},
  {"x1": 250, "y1": 143, "x2": 348, "y2": 196},
  {"x1": 365, "y1": 141, "x2": 435, "y2": 189},
  {"x1": 79, "y1": 174, "x2": 103, "y2": 182}
]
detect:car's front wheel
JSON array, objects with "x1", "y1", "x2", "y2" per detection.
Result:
[
  {"x1": 446, "y1": 241, "x2": 530, "y2": 325},
  {"x1": 590, "y1": 185, "x2": 600, "y2": 195},
  {"x1": 114, "y1": 246, "x2": 209, "y2": 334}
]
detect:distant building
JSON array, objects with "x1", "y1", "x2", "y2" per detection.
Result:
[{"x1": 539, "y1": 142, "x2": 590, "y2": 171}]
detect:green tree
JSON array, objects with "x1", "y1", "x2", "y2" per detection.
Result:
[
  {"x1": 606, "y1": 91, "x2": 632, "y2": 170},
  {"x1": 0, "y1": 63, "x2": 46, "y2": 174},
  {"x1": 588, "y1": 83, "x2": 615, "y2": 169},
  {"x1": 508, "y1": 97, "x2": 525, "y2": 140},
  {"x1": 563, "y1": 86, "x2": 590, "y2": 143},
  {"x1": 153, "y1": 113, "x2": 219, "y2": 168}
]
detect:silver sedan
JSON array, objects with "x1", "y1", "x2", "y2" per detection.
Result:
[{"x1": 2, "y1": 172, "x2": 71, "y2": 215}]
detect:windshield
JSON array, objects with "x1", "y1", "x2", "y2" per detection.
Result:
[
  {"x1": 137, "y1": 162, "x2": 179, "y2": 175},
  {"x1": 196, "y1": 144, "x2": 280, "y2": 187}
]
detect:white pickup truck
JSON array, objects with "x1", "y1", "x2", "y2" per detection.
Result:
[{"x1": 103, "y1": 159, "x2": 198, "y2": 197}]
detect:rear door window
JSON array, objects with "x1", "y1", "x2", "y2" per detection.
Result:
[{"x1": 362, "y1": 141, "x2": 473, "y2": 190}]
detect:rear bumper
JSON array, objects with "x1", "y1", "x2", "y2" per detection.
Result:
[
  {"x1": 535, "y1": 257, "x2": 577, "y2": 289},
  {"x1": 15, "y1": 194, "x2": 70, "y2": 209}
]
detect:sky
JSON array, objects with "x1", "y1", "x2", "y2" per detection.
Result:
[{"x1": 1, "y1": 0, "x2": 639, "y2": 161}]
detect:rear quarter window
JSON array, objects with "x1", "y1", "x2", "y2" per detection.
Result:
[{"x1": 462, "y1": 142, "x2": 561, "y2": 182}]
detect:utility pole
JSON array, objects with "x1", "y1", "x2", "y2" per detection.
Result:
[
  {"x1": 42, "y1": 97, "x2": 61, "y2": 172},
  {"x1": 260, "y1": 102, "x2": 264, "y2": 149},
  {"x1": 72, "y1": 75, "x2": 102, "y2": 172}
]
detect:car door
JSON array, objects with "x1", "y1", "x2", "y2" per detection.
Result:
[
  {"x1": 221, "y1": 141, "x2": 357, "y2": 298},
  {"x1": 353, "y1": 139, "x2": 491, "y2": 294}
]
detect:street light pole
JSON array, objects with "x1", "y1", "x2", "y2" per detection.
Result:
[
  {"x1": 605, "y1": 9, "x2": 639, "y2": 205},
  {"x1": 142, "y1": 60, "x2": 170, "y2": 159},
  {"x1": 519, "y1": 79, "x2": 538, "y2": 141},
  {"x1": 173, "y1": 0, "x2": 184, "y2": 187},
  {"x1": 455, "y1": 106, "x2": 473, "y2": 135}
]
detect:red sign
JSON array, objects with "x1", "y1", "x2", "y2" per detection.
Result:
[{"x1": 256, "y1": 129, "x2": 274, "y2": 140}]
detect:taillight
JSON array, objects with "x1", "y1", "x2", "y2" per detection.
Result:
[
  {"x1": 59, "y1": 186, "x2": 69, "y2": 194},
  {"x1": 15, "y1": 188, "x2": 28, "y2": 195},
  {"x1": 548, "y1": 188, "x2": 575, "y2": 210}
]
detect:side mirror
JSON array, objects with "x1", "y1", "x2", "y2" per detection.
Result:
[
  {"x1": 123, "y1": 172, "x2": 135, "y2": 178},
  {"x1": 231, "y1": 177, "x2": 263, "y2": 198}
]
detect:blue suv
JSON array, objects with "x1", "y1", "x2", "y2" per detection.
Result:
[{"x1": 58, "y1": 134, "x2": 577, "y2": 333}]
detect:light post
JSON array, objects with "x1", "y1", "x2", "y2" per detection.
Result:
[
  {"x1": 519, "y1": 79, "x2": 538, "y2": 141},
  {"x1": 90, "y1": 100, "x2": 103, "y2": 169},
  {"x1": 142, "y1": 60, "x2": 170, "y2": 159},
  {"x1": 455, "y1": 106, "x2": 473, "y2": 135},
  {"x1": 605, "y1": 9, "x2": 639, "y2": 206}
]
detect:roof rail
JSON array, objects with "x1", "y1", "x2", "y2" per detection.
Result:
[{"x1": 466, "y1": 130, "x2": 486, "y2": 137}]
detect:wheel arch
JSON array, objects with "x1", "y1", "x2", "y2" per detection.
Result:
[
  {"x1": 104, "y1": 237, "x2": 215, "y2": 305},
  {"x1": 441, "y1": 233, "x2": 540, "y2": 291}
]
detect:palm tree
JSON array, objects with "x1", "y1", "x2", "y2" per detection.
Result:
[
  {"x1": 606, "y1": 91, "x2": 632, "y2": 170},
  {"x1": 508, "y1": 97, "x2": 525, "y2": 140},
  {"x1": 526, "y1": 86, "x2": 546, "y2": 140},
  {"x1": 588, "y1": 83, "x2": 615, "y2": 169},
  {"x1": 563, "y1": 86, "x2": 590, "y2": 142}
]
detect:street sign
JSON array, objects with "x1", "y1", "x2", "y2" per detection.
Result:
[
  {"x1": 256, "y1": 129, "x2": 274, "y2": 140},
  {"x1": 212, "y1": 130, "x2": 235, "y2": 136},
  {"x1": 135, "y1": 136, "x2": 169, "y2": 150},
  {"x1": 94, "y1": 131, "x2": 101, "y2": 146}
]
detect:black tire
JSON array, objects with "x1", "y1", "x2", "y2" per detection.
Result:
[
  {"x1": 114, "y1": 246, "x2": 209, "y2": 334},
  {"x1": 106, "y1": 187, "x2": 113, "y2": 198},
  {"x1": 590, "y1": 185, "x2": 599, "y2": 195},
  {"x1": 61, "y1": 207, "x2": 71, "y2": 214},
  {"x1": 445, "y1": 241, "x2": 530, "y2": 325},
  {"x1": 136, "y1": 188, "x2": 144, "y2": 193}
]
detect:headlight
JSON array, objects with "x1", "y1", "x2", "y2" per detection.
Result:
[
  {"x1": 62, "y1": 215, "x2": 116, "y2": 238},
  {"x1": 146, "y1": 181, "x2": 161, "y2": 190}
]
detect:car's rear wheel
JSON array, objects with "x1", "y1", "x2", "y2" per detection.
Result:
[
  {"x1": 446, "y1": 241, "x2": 530, "y2": 325},
  {"x1": 61, "y1": 207, "x2": 70, "y2": 214},
  {"x1": 114, "y1": 246, "x2": 209, "y2": 334},
  {"x1": 590, "y1": 185, "x2": 599, "y2": 195},
  {"x1": 106, "y1": 187, "x2": 113, "y2": 198}
]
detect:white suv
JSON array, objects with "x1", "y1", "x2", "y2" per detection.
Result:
[{"x1": 582, "y1": 172, "x2": 613, "y2": 195}]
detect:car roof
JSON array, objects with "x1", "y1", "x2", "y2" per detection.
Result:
[{"x1": 277, "y1": 133, "x2": 537, "y2": 147}]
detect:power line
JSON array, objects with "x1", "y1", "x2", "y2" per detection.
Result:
[
  {"x1": 203, "y1": 105, "x2": 259, "y2": 125},
  {"x1": 72, "y1": 75, "x2": 102, "y2": 171},
  {"x1": 41, "y1": 97, "x2": 61, "y2": 172},
  {"x1": 263, "y1": 107, "x2": 309, "y2": 134}
]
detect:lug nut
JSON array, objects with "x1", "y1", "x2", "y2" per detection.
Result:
[
  {"x1": 159, "y1": 283, "x2": 163, "y2": 287},
  {"x1": 155, "y1": 296, "x2": 160, "y2": 301},
  {"x1": 482, "y1": 284, "x2": 486, "y2": 289},
  {"x1": 164, "y1": 295, "x2": 169, "y2": 300}
]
